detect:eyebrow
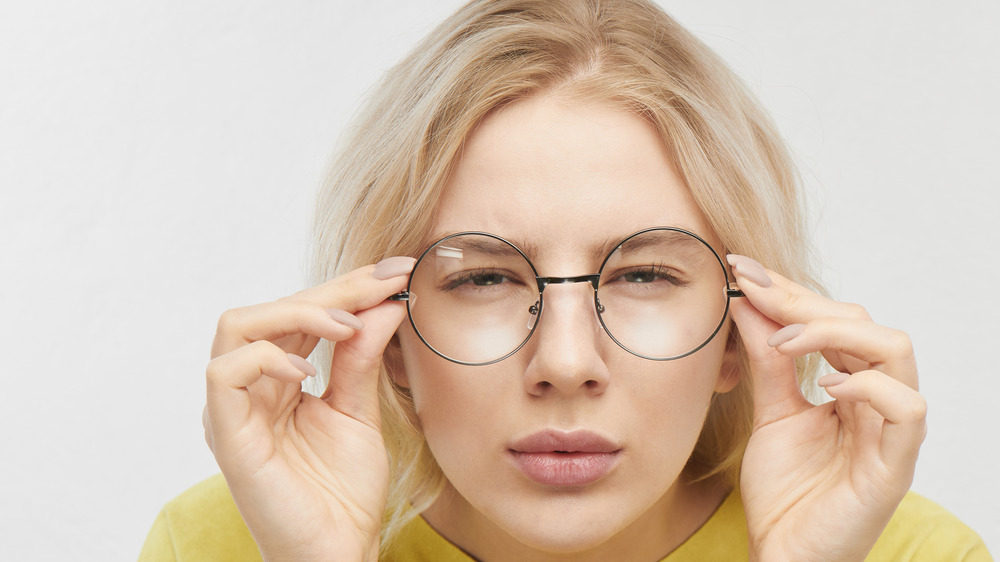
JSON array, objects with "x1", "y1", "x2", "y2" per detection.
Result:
[
  {"x1": 432, "y1": 234, "x2": 531, "y2": 258},
  {"x1": 423, "y1": 228, "x2": 709, "y2": 265},
  {"x1": 613, "y1": 229, "x2": 706, "y2": 256}
]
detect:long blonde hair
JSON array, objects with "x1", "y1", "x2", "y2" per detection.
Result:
[{"x1": 311, "y1": 0, "x2": 822, "y2": 551}]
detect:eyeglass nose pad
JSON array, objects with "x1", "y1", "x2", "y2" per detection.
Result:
[
  {"x1": 595, "y1": 297, "x2": 605, "y2": 315},
  {"x1": 527, "y1": 301, "x2": 540, "y2": 330}
]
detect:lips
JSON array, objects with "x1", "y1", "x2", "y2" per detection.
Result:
[{"x1": 507, "y1": 429, "x2": 622, "y2": 487}]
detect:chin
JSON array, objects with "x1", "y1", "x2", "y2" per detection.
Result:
[
  {"x1": 485, "y1": 485, "x2": 657, "y2": 554},
  {"x1": 503, "y1": 513, "x2": 628, "y2": 554}
]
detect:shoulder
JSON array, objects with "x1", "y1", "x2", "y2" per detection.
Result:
[
  {"x1": 138, "y1": 474, "x2": 262, "y2": 561},
  {"x1": 867, "y1": 491, "x2": 992, "y2": 561}
]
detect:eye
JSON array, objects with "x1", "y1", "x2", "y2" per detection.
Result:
[
  {"x1": 622, "y1": 269, "x2": 658, "y2": 284},
  {"x1": 611, "y1": 265, "x2": 686, "y2": 286},
  {"x1": 442, "y1": 268, "x2": 523, "y2": 291},
  {"x1": 469, "y1": 272, "x2": 506, "y2": 286}
]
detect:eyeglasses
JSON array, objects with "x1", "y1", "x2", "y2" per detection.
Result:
[{"x1": 389, "y1": 227, "x2": 743, "y2": 366}]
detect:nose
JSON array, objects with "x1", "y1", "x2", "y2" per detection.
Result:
[{"x1": 522, "y1": 282, "x2": 611, "y2": 397}]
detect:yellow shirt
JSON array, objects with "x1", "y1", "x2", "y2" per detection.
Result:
[{"x1": 140, "y1": 474, "x2": 992, "y2": 561}]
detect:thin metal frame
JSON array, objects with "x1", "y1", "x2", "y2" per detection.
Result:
[{"x1": 389, "y1": 227, "x2": 743, "y2": 366}]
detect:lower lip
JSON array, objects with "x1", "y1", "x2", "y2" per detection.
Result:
[{"x1": 508, "y1": 451, "x2": 620, "y2": 487}]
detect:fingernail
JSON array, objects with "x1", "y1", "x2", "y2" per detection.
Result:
[
  {"x1": 326, "y1": 308, "x2": 364, "y2": 330},
  {"x1": 372, "y1": 256, "x2": 416, "y2": 280},
  {"x1": 818, "y1": 372, "x2": 850, "y2": 387},
  {"x1": 726, "y1": 254, "x2": 773, "y2": 288},
  {"x1": 286, "y1": 353, "x2": 317, "y2": 377},
  {"x1": 767, "y1": 323, "x2": 805, "y2": 347}
]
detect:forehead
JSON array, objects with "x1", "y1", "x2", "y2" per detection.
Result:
[{"x1": 430, "y1": 93, "x2": 719, "y2": 263}]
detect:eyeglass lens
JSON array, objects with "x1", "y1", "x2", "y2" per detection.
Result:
[{"x1": 405, "y1": 229, "x2": 731, "y2": 365}]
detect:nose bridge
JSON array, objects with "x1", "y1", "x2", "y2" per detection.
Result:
[
  {"x1": 523, "y1": 275, "x2": 610, "y2": 396},
  {"x1": 533, "y1": 273, "x2": 603, "y2": 333},
  {"x1": 538, "y1": 276, "x2": 600, "y2": 321}
]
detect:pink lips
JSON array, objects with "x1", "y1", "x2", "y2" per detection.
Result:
[{"x1": 507, "y1": 430, "x2": 622, "y2": 487}]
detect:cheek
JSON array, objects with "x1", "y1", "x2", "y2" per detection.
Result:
[
  {"x1": 623, "y1": 346, "x2": 726, "y2": 436},
  {"x1": 396, "y1": 323, "x2": 505, "y2": 433},
  {"x1": 619, "y1": 334, "x2": 731, "y2": 464}
]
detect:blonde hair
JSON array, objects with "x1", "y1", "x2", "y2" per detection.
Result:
[{"x1": 310, "y1": 0, "x2": 823, "y2": 551}]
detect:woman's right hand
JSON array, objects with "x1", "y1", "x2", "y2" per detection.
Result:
[{"x1": 203, "y1": 257, "x2": 415, "y2": 562}]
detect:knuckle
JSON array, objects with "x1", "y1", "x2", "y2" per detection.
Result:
[
  {"x1": 886, "y1": 329, "x2": 913, "y2": 357},
  {"x1": 216, "y1": 307, "x2": 246, "y2": 335},
  {"x1": 337, "y1": 268, "x2": 368, "y2": 297},
  {"x1": 781, "y1": 290, "x2": 802, "y2": 313},
  {"x1": 247, "y1": 339, "x2": 280, "y2": 359},
  {"x1": 905, "y1": 393, "x2": 928, "y2": 422},
  {"x1": 205, "y1": 357, "x2": 225, "y2": 384},
  {"x1": 843, "y1": 302, "x2": 871, "y2": 321}
]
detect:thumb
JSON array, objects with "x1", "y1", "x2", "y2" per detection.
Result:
[
  {"x1": 321, "y1": 300, "x2": 408, "y2": 427},
  {"x1": 729, "y1": 296, "x2": 810, "y2": 427}
]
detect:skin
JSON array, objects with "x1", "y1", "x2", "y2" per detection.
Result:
[{"x1": 203, "y1": 93, "x2": 925, "y2": 562}]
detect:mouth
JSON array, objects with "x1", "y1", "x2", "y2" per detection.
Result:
[{"x1": 507, "y1": 429, "x2": 622, "y2": 487}]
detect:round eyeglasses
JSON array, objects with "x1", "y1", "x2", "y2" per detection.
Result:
[{"x1": 389, "y1": 227, "x2": 743, "y2": 366}]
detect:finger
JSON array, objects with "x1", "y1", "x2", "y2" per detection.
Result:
[
  {"x1": 294, "y1": 257, "x2": 415, "y2": 312},
  {"x1": 321, "y1": 299, "x2": 408, "y2": 427},
  {"x1": 727, "y1": 254, "x2": 872, "y2": 327},
  {"x1": 729, "y1": 291, "x2": 811, "y2": 427},
  {"x1": 203, "y1": 405, "x2": 212, "y2": 448},
  {"x1": 768, "y1": 318, "x2": 918, "y2": 390},
  {"x1": 211, "y1": 257, "x2": 414, "y2": 357},
  {"x1": 819, "y1": 370, "x2": 927, "y2": 472},
  {"x1": 205, "y1": 340, "x2": 315, "y2": 440},
  {"x1": 213, "y1": 301, "x2": 364, "y2": 357}
]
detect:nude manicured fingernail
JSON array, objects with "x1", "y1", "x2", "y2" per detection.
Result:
[
  {"x1": 767, "y1": 323, "x2": 805, "y2": 347},
  {"x1": 818, "y1": 372, "x2": 850, "y2": 388},
  {"x1": 726, "y1": 254, "x2": 773, "y2": 288},
  {"x1": 372, "y1": 256, "x2": 417, "y2": 280},
  {"x1": 286, "y1": 353, "x2": 317, "y2": 377},
  {"x1": 326, "y1": 308, "x2": 364, "y2": 330}
]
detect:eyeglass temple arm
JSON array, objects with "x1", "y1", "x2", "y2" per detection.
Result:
[{"x1": 388, "y1": 292, "x2": 410, "y2": 301}]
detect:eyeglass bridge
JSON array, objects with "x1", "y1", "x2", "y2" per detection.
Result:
[{"x1": 530, "y1": 275, "x2": 604, "y2": 317}]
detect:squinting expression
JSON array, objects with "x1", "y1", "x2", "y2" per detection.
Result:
[{"x1": 394, "y1": 93, "x2": 739, "y2": 559}]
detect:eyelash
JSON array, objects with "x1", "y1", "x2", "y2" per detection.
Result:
[
  {"x1": 607, "y1": 265, "x2": 688, "y2": 286},
  {"x1": 441, "y1": 268, "x2": 524, "y2": 291}
]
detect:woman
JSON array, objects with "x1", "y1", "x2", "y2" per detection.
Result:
[{"x1": 142, "y1": 0, "x2": 989, "y2": 559}]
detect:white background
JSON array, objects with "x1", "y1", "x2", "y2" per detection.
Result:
[{"x1": 1, "y1": 0, "x2": 997, "y2": 559}]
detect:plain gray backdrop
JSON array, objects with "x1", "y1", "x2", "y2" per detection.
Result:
[{"x1": 1, "y1": 0, "x2": 997, "y2": 559}]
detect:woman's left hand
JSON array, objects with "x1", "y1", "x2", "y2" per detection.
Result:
[{"x1": 727, "y1": 255, "x2": 926, "y2": 562}]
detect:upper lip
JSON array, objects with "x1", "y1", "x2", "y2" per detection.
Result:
[{"x1": 508, "y1": 429, "x2": 621, "y2": 454}]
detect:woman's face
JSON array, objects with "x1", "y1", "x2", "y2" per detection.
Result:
[{"x1": 395, "y1": 93, "x2": 738, "y2": 557}]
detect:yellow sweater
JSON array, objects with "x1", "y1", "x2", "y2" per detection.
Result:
[{"x1": 140, "y1": 474, "x2": 991, "y2": 561}]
